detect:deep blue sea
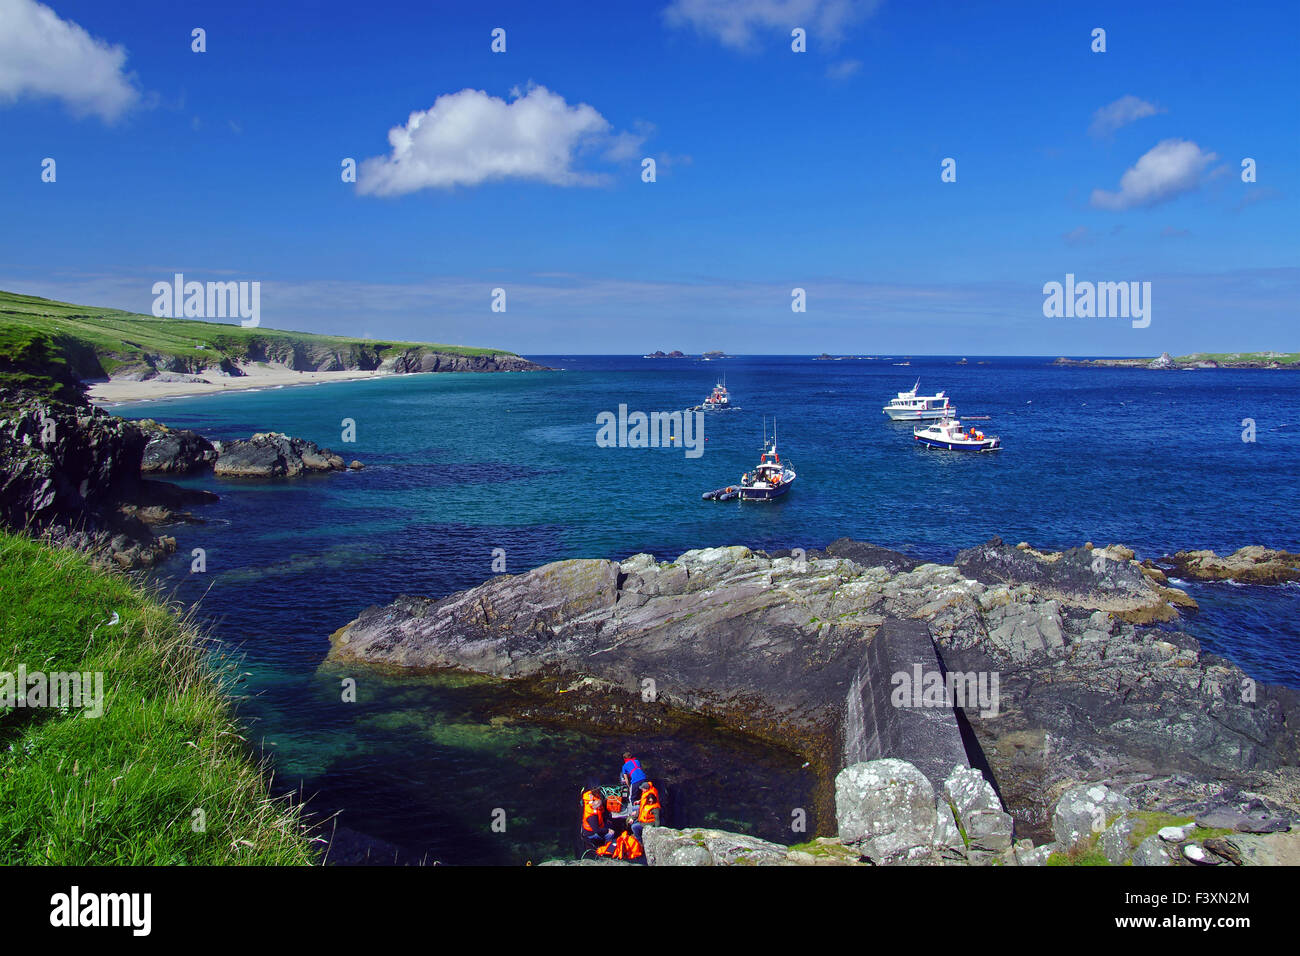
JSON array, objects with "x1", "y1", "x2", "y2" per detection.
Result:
[{"x1": 114, "y1": 355, "x2": 1300, "y2": 863}]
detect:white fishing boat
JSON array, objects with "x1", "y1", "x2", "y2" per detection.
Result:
[
  {"x1": 691, "y1": 379, "x2": 740, "y2": 412},
  {"x1": 737, "y1": 420, "x2": 795, "y2": 501},
  {"x1": 913, "y1": 418, "x2": 1001, "y2": 452},
  {"x1": 882, "y1": 381, "x2": 955, "y2": 421}
]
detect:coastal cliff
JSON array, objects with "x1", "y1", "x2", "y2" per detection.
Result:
[{"x1": 0, "y1": 289, "x2": 547, "y2": 397}]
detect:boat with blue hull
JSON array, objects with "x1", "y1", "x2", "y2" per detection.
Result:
[
  {"x1": 914, "y1": 418, "x2": 1001, "y2": 452},
  {"x1": 883, "y1": 380, "x2": 955, "y2": 421}
]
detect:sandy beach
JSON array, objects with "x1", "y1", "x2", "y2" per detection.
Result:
[{"x1": 86, "y1": 363, "x2": 390, "y2": 405}]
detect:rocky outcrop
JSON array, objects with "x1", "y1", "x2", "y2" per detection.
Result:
[
  {"x1": 631, "y1": 759, "x2": 1298, "y2": 867},
  {"x1": 836, "y1": 759, "x2": 948, "y2": 862},
  {"x1": 547, "y1": 827, "x2": 862, "y2": 866},
  {"x1": 818, "y1": 537, "x2": 921, "y2": 574},
  {"x1": 1044, "y1": 775, "x2": 1300, "y2": 866},
  {"x1": 137, "y1": 421, "x2": 218, "y2": 474},
  {"x1": 1052, "y1": 783, "x2": 1132, "y2": 847},
  {"x1": 138, "y1": 420, "x2": 362, "y2": 478},
  {"x1": 328, "y1": 546, "x2": 879, "y2": 763},
  {"x1": 944, "y1": 766, "x2": 1015, "y2": 852},
  {"x1": 328, "y1": 537, "x2": 1299, "y2": 841},
  {"x1": 1160, "y1": 546, "x2": 1300, "y2": 585},
  {"x1": 644, "y1": 826, "x2": 793, "y2": 866},
  {"x1": 955, "y1": 537, "x2": 1196, "y2": 623},
  {"x1": 212, "y1": 432, "x2": 350, "y2": 478},
  {"x1": 0, "y1": 389, "x2": 207, "y2": 567},
  {"x1": 379, "y1": 349, "x2": 544, "y2": 374},
  {"x1": 833, "y1": 760, "x2": 1013, "y2": 864}
]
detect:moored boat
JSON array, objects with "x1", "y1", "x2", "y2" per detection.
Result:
[
  {"x1": 738, "y1": 426, "x2": 795, "y2": 500},
  {"x1": 913, "y1": 418, "x2": 1001, "y2": 452},
  {"x1": 691, "y1": 379, "x2": 740, "y2": 412},
  {"x1": 882, "y1": 380, "x2": 955, "y2": 421}
]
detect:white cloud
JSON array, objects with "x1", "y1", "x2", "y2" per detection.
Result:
[
  {"x1": 357, "y1": 85, "x2": 643, "y2": 196},
  {"x1": 1090, "y1": 139, "x2": 1218, "y2": 211},
  {"x1": 1088, "y1": 95, "x2": 1163, "y2": 138},
  {"x1": 1062, "y1": 226, "x2": 1091, "y2": 245},
  {"x1": 664, "y1": 0, "x2": 882, "y2": 50},
  {"x1": 0, "y1": 0, "x2": 139, "y2": 121}
]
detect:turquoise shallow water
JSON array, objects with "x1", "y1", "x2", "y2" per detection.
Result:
[{"x1": 116, "y1": 355, "x2": 1300, "y2": 862}]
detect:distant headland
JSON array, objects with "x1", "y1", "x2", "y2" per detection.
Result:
[
  {"x1": 1054, "y1": 351, "x2": 1300, "y2": 370},
  {"x1": 0, "y1": 289, "x2": 547, "y2": 405}
]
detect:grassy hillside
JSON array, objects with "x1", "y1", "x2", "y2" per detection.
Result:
[
  {"x1": 0, "y1": 289, "x2": 523, "y2": 396},
  {"x1": 0, "y1": 530, "x2": 317, "y2": 864},
  {"x1": 1176, "y1": 351, "x2": 1300, "y2": 365}
]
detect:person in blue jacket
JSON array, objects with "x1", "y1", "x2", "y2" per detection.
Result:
[{"x1": 621, "y1": 751, "x2": 648, "y2": 802}]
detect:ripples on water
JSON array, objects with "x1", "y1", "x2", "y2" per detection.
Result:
[{"x1": 122, "y1": 356, "x2": 1300, "y2": 862}]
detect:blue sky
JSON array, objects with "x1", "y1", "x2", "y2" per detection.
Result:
[{"x1": 1, "y1": 0, "x2": 1296, "y2": 355}]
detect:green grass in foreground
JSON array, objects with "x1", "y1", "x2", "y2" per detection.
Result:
[{"x1": 0, "y1": 530, "x2": 316, "y2": 864}]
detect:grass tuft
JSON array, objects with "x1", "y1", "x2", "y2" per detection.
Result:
[{"x1": 0, "y1": 529, "x2": 317, "y2": 864}]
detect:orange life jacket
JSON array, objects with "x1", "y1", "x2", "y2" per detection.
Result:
[
  {"x1": 581, "y1": 790, "x2": 605, "y2": 833},
  {"x1": 595, "y1": 839, "x2": 616, "y2": 856},
  {"x1": 613, "y1": 830, "x2": 644, "y2": 860},
  {"x1": 637, "y1": 784, "x2": 661, "y2": 824}
]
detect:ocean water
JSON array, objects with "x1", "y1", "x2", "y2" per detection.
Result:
[{"x1": 116, "y1": 355, "x2": 1300, "y2": 862}]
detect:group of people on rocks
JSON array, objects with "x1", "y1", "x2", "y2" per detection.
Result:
[{"x1": 580, "y1": 751, "x2": 662, "y2": 863}]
